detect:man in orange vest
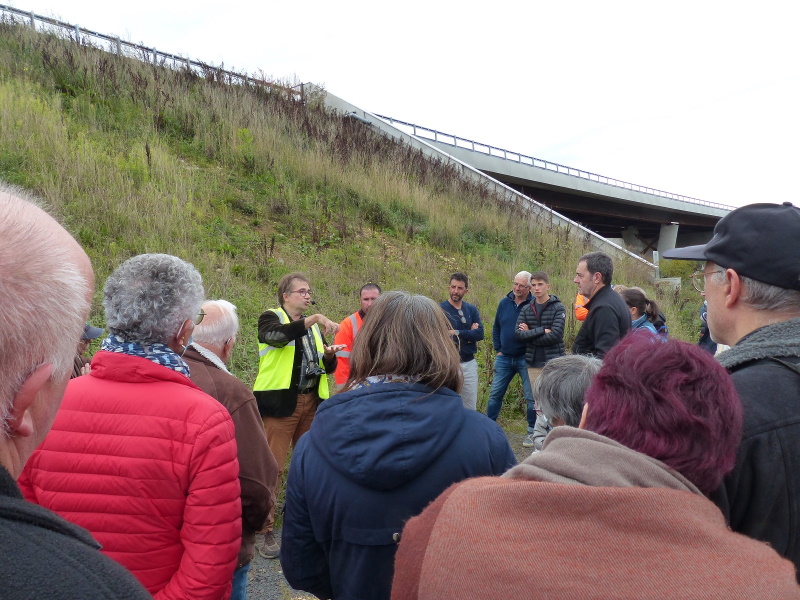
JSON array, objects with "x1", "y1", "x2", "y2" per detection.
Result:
[{"x1": 333, "y1": 283, "x2": 382, "y2": 389}]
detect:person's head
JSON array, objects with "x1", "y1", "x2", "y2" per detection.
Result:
[
  {"x1": 77, "y1": 323, "x2": 104, "y2": 356},
  {"x1": 346, "y1": 291, "x2": 462, "y2": 393},
  {"x1": 581, "y1": 335, "x2": 742, "y2": 495},
  {"x1": 0, "y1": 184, "x2": 94, "y2": 475},
  {"x1": 104, "y1": 254, "x2": 204, "y2": 354},
  {"x1": 534, "y1": 355, "x2": 602, "y2": 428},
  {"x1": 192, "y1": 300, "x2": 239, "y2": 364},
  {"x1": 619, "y1": 287, "x2": 660, "y2": 323},
  {"x1": 574, "y1": 252, "x2": 613, "y2": 298},
  {"x1": 359, "y1": 283, "x2": 382, "y2": 314},
  {"x1": 448, "y1": 273, "x2": 469, "y2": 305},
  {"x1": 530, "y1": 271, "x2": 551, "y2": 301},
  {"x1": 278, "y1": 272, "x2": 312, "y2": 315},
  {"x1": 664, "y1": 202, "x2": 800, "y2": 345},
  {"x1": 512, "y1": 271, "x2": 532, "y2": 301}
]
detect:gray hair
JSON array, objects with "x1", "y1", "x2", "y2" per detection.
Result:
[
  {"x1": 516, "y1": 271, "x2": 532, "y2": 286},
  {"x1": 534, "y1": 355, "x2": 602, "y2": 426},
  {"x1": 104, "y1": 254, "x2": 204, "y2": 345},
  {"x1": 193, "y1": 300, "x2": 239, "y2": 347},
  {"x1": 0, "y1": 184, "x2": 90, "y2": 432},
  {"x1": 710, "y1": 270, "x2": 800, "y2": 313}
]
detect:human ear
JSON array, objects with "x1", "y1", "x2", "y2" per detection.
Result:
[
  {"x1": 578, "y1": 403, "x2": 589, "y2": 429},
  {"x1": 7, "y1": 363, "x2": 54, "y2": 438}
]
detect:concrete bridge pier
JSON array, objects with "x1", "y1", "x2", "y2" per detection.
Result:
[{"x1": 657, "y1": 223, "x2": 679, "y2": 255}]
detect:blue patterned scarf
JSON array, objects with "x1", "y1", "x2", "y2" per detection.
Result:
[{"x1": 101, "y1": 334, "x2": 190, "y2": 377}]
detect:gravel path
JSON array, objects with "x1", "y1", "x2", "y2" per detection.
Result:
[{"x1": 245, "y1": 430, "x2": 530, "y2": 599}]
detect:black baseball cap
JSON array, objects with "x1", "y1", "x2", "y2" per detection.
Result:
[{"x1": 663, "y1": 202, "x2": 800, "y2": 291}]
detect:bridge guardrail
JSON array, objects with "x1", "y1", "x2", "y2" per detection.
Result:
[
  {"x1": 0, "y1": 4, "x2": 303, "y2": 100},
  {"x1": 375, "y1": 115, "x2": 734, "y2": 212}
]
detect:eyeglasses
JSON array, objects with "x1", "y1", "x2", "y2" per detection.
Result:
[
  {"x1": 289, "y1": 289, "x2": 313, "y2": 297},
  {"x1": 457, "y1": 309, "x2": 466, "y2": 324},
  {"x1": 195, "y1": 310, "x2": 206, "y2": 325},
  {"x1": 691, "y1": 269, "x2": 725, "y2": 293}
]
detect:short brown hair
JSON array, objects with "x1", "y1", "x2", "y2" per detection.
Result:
[
  {"x1": 277, "y1": 272, "x2": 310, "y2": 306},
  {"x1": 345, "y1": 291, "x2": 462, "y2": 393},
  {"x1": 530, "y1": 271, "x2": 549, "y2": 284}
]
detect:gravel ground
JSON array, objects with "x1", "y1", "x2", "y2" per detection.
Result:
[{"x1": 246, "y1": 430, "x2": 531, "y2": 599}]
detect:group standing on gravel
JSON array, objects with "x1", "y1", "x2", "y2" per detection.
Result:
[{"x1": 3, "y1": 180, "x2": 800, "y2": 599}]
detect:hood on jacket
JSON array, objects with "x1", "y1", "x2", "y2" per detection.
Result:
[
  {"x1": 503, "y1": 426, "x2": 701, "y2": 495},
  {"x1": 309, "y1": 383, "x2": 466, "y2": 491}
]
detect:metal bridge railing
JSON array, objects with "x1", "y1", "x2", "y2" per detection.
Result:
[
  {"x1": 0, "y1": 4, "x2": 304, "y2": 101},
  {"x1": 375, "y1": 115, "x2": 734, "y2": 212}
]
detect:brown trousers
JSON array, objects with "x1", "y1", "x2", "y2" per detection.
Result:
[{"x1": 260, "y1": 392, "x2": 318, "y2": 533}]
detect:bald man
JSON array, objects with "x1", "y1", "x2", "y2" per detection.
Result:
[{"x1": 0, "y1": 183, "x2": 150, "y2": 598}]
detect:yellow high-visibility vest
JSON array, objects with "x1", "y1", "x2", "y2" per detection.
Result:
[{"x1": 253, "y1": 307, "x2": 330, "y2": 399}]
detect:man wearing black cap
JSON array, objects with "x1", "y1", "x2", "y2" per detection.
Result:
[
  {"x1": 664, "y1": 201, "x2": 800, "y2": 577},
  {"x1": 72, "y1": 323, "x2": 104, "y2": 378}
]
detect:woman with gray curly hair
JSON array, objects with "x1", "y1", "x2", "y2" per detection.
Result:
[{"x1": 20, "y1": 254, "x2": 243, "y2": 600}]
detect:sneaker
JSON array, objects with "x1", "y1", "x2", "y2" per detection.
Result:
[
  {"x1": 258, "y1": 531, "x2": 280, "y2": 559},
  {"x1": 522, "y1": 434, "x2": 536, "y2": 449}
]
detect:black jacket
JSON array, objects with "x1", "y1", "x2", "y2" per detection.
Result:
[
  {"x1": 713, "y1": 318, "x2": 800, "y2": 580},
  {"x1": 514, "y1": 295, "x2": 566, "y2": 367},
  {"x1": 0, "y1": 467, "x2": 151, "y2": 600},
  {"x1": 571, "y1": 284, "x2": 631, "y2": 358}
]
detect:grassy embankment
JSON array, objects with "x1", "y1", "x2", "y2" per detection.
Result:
[{"x1": 0, "y1": 19, "x2": 703, "y2": 427}]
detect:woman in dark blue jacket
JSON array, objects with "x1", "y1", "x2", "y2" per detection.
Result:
[{"x1": 281, "y1": 291, "x2": 517, "y2": 600}]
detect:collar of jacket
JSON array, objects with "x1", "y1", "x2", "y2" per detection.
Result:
[
  {"x1": 189, "y1": 343, "x2": 230, "y2": 373},
  {"x1": 717, "y1": 316, "x2": 800, "y2": 370},
  {"x1": 505, "y1": 290, "x2": 532, "y2": 306},
  {"x1": 583, "y1": 283, "x2": 613, "y2": 308},
  {"x1": 502, "y1": 426, "x2": 701, "y2": 496}
]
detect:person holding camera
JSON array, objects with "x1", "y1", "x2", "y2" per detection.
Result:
[{"x1": 253, "y1": 272, "x2": 342, "y2": 560}]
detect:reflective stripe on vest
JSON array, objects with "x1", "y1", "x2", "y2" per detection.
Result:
[
  {"x1": 253, "y1": 307, "x2": 330, "y2": 400},
  {"x1": 335, "y1": 313, "x2": 361, "y2": 358}
]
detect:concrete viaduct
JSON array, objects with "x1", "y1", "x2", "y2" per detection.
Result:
[{"x1": 373, "y1": 116, "x2": 732, "y2": 261}]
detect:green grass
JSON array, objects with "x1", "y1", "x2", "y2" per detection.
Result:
[{"x1": 0, "y1": 19, "x2": 706, "y2": 421}]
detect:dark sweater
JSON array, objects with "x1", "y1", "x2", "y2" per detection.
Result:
[
  {"x1": 492, "y1": 291, "x2": 533, "y2": 358},
  {"x1": 439, "y1": 300, "x2": 484, "y2": 362},
  {"x1": 0, "y1": 466, "x2": 151, "y2": 600},
  {"x1": 571, "y1": 284, "x2": 631, "y2": 358}
]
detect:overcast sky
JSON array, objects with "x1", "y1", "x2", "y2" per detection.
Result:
[{"x1": 7, "y1": 1, "x2": 799, "y2": 208}]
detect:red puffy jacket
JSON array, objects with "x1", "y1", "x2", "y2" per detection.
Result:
[{"x1": 19, "y1": 351, "x2": 242, "y2": 600}]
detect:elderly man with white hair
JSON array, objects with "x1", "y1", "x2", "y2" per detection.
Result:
[
  {"x1": 0, "y1": 183, "x2": 150, "y2": 599},
  {"x1": 486, "y1": 271, "x2": 536, "y2": 435},
  {"x1": 20, "y1": 253, "x2": 242, "y2": 600},
  {"x1": 183, "y1": 299, "x2": 279, "y2": 600}
]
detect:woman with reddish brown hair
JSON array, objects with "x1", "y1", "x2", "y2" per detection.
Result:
[{"x1": 392, "y1": 335, "x2": 800, "y2": 599}]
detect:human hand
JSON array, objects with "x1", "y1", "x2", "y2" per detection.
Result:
[
  {"x1": 449, "y1": 329, "x2": 458, "y2": 336},
  {"x1": 80, "y1": 363, "x2": 91, "y2": 376},
  {"x1": 518, "y1": 323, "x2": 529, "y2": 331},
  {"x1": 544, "y1": 329, "x2": 551, "y2": 334},
  {"x1": 316, "y1": 315, "x2": 340, "y2": 337},
  {"x1": 324, "y1": 344, "x2": 346, "y2": 357},
  {"x1": 471, "y1": 322, "x2": 479, "y2": 330}
]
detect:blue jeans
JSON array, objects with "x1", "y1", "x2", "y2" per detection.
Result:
[
  {"x1": 486, "y1": 354, "x2": 535, "y2": 431},
  {"x1": 231, "y1": 562, "x2": 251, "y2": 600}
]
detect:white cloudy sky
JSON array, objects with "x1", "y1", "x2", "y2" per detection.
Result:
[{"x1": 7, "y1": 1, "x2": 799, "y2": 207}]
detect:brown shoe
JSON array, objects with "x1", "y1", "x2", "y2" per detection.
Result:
[{"x1": 258, "y1": 531, "x2": 280, "y2": 559}]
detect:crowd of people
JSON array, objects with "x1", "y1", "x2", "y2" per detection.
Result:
[{"x1": 2, "y1": 179, "x2": 800, "y2": 600}]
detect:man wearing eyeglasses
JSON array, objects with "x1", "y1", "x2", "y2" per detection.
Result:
[
  {"x1": 253, "y1": 272, "x2": 342, "y2": 560},
  {"x1": 664, "y1": 202, "x2": 800, "y2": 579},
  {"x1": 486, "y1": 272, "x2": 535, "y2": 424},
  {"x1": 440, "y1": 273, "x2": 484, "y2": 410}
]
